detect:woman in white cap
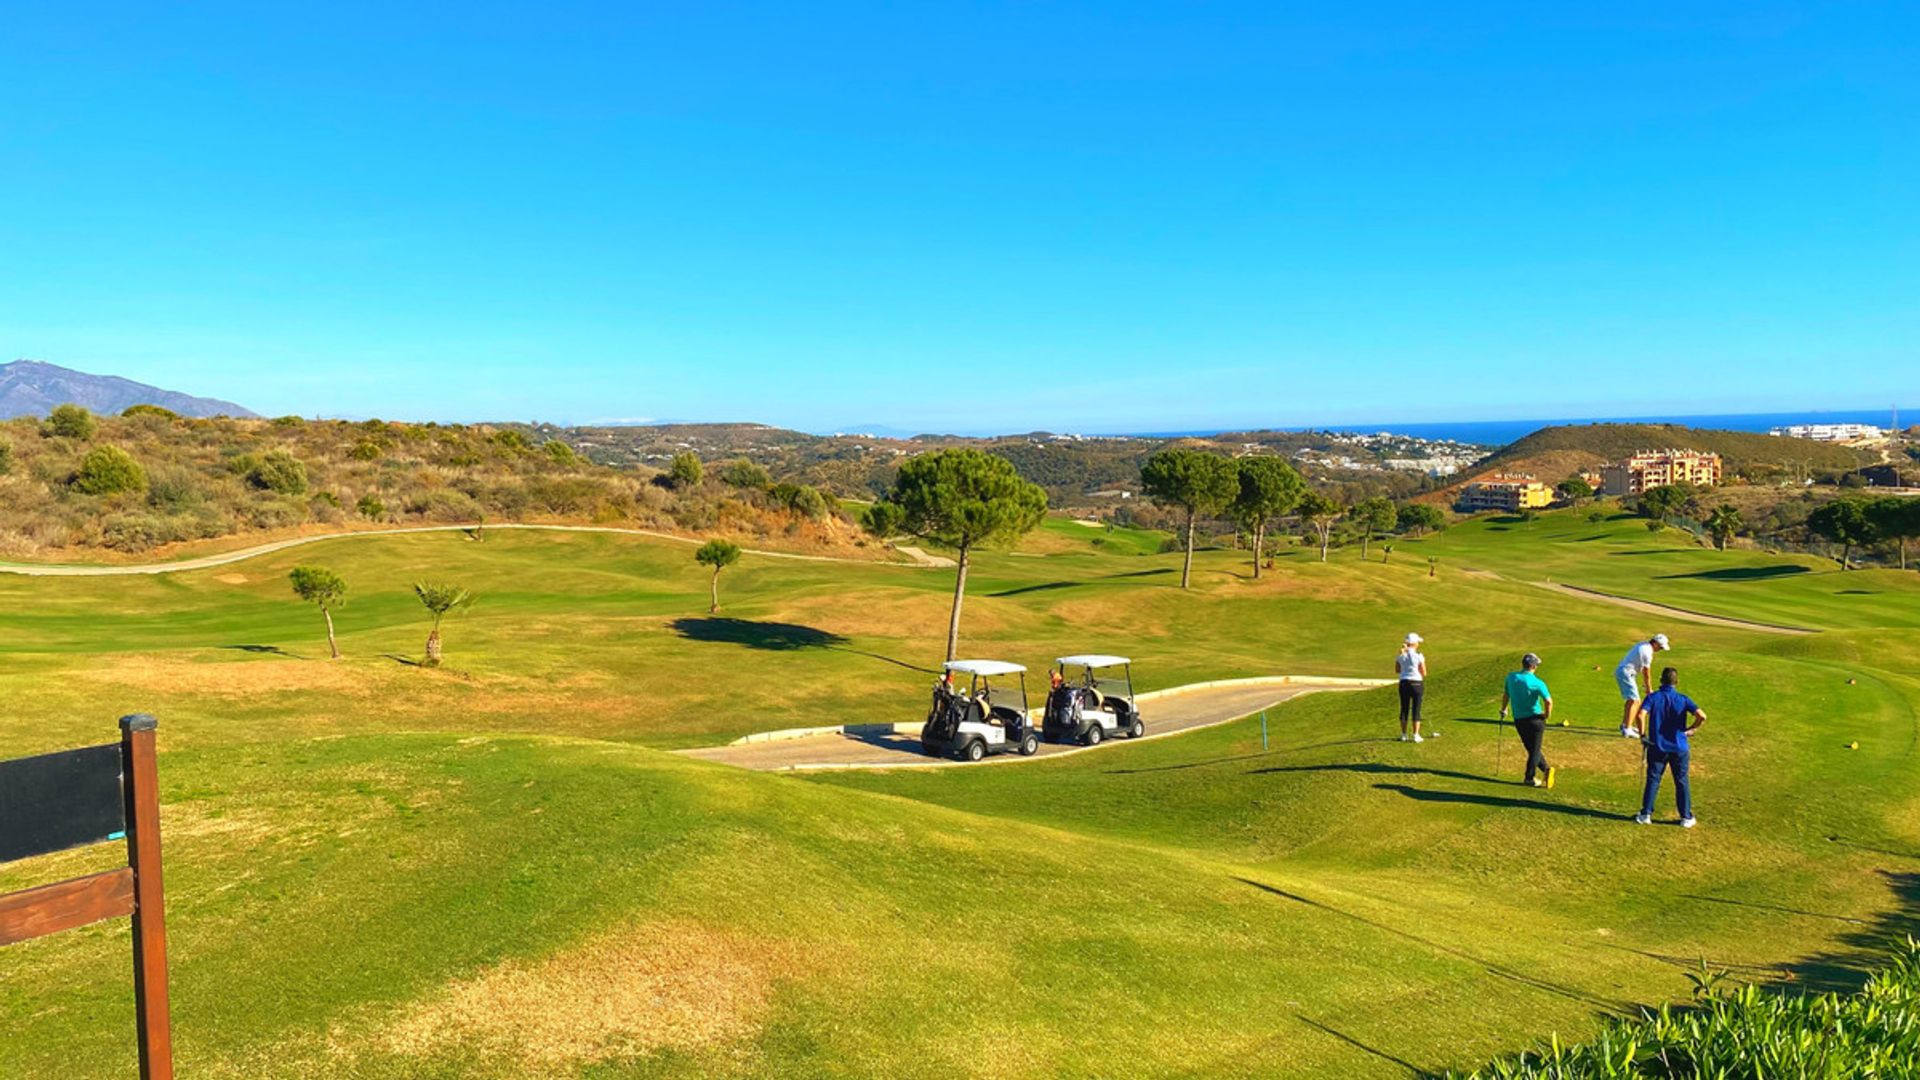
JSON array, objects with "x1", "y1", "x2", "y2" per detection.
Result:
[
  {"x1": 1615, "y1": 633, "x2": 1671, "y2": 738},
  {"x1": 1396, "y1": 632, "x2": 1428, "y2": 742}
]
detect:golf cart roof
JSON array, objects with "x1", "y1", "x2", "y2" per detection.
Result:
[
  {"x1": 1057, "y1": 654, "x2": 1132, "y2": 669},
  {"x1": 945, "y1": 659, "x2": 1026, "y2": 677}
]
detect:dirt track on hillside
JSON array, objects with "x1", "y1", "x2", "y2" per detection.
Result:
[{"x1": 1532, "y1": 581, "x2": 1816, "y2": 635}]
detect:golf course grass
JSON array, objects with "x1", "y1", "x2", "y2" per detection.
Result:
[{"x1": 2, "y1": 509, "x2": 1916, "y2": 1077}]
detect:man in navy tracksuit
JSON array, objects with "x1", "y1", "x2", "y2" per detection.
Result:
[{"x1": 1635, "y1": 667, "x2": 1707, "y2": 828}]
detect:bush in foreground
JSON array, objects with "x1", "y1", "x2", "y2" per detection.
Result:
[{"x1": 1453, "y1": 938, "x2": 1920, "y2": 1078}]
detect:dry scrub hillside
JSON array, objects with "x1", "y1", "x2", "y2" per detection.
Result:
[{"x1": 0, "y1": 408, "x2": 864, "y2": 560}]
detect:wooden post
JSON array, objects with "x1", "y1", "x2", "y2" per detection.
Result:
[{"x1": 120, "y1": 714, "x2": 174, "y2": 1080}]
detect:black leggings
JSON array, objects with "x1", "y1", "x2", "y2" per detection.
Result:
[
  {"x1": 1398, "y1": 680, "x2": 1424, "y2": 725},
  {"x1": 1514, "y1": 716, "x2": 1550, "y2": 783}
]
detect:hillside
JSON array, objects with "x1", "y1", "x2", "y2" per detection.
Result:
[
  {"x1": 1471, "y1": 422, "x2": 1869, "y2": 482},
  {"x1": 0, "y1": 359, "x2": 257, "y2": 419},
  {"x1": 0, "y1": 410, "x2": 864, "y2": 559}
]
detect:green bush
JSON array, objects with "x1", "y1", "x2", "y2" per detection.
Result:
[
  {"x1": 145, "y1": 466, "x2": 206, "y2": 513},
  {"x1": 348, "y1": 439, "x2": 384, "y2": 461},
  {"x1": 667, "y1": 451, "x2": 704, "y2": 489},
  {"x1": 121, "y1": 403, "x2": 180, "y2": 420},
  {"x1": 246, "y1": 449, "x2": 309, "y2": 495},
  {"x1": 771, "y1": 481, "x2": 829, "y2": 519},
  {"x1": 356, "y1": 493, "x2": 386, "y2": 520},
  {"x1": 101, "y1": 513, "x2": 179, "y2": 552},
  {"x1": 1452, "y1": 939, "x2": 1920, "y2": 1079},
  {"x1": 543, "y1": 439, "x2": 579, "y2": 465},
  {"x1": 71, "y1": 445, "x2": 147, "y2": 495},
  {"x1": 42, "y1": 403, "x2": 98, "y2": 439},
  {"x1": 720, "y1": 458, "x2": 772, "y2": 490}
]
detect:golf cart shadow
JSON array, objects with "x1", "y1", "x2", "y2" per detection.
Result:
[{"x1": 669, "y1": 618, "x2": 848, "y2": 650}]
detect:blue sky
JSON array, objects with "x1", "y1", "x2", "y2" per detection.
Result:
[{"x1": 2, "y1": 2, "x2": 1914, "y2": 433}]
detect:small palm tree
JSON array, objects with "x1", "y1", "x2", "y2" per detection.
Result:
[
  {"x1": 289, "y1": 566, "x2": 347, "y2": 659},
  {"x1": 412, "y1": 582, "x2": 473, "y2": 666},
  {"x1": 1706, "y1": 504, "x2": 1743, "y2": 551},
  {"x1": 694, "y1": 539, "x2": 742, "y2": 614}
]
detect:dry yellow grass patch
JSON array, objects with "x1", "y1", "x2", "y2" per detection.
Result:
[
  {"x1": 82, "y1": 654, "x2": 378, "y2": 699},
  {"x1": 377, "y1": 921, "x2": 788, "y2": 1067}
]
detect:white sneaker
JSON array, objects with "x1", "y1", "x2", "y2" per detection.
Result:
[
  {"x1": 1633, "y1": 813, "x2": 1652, "y2": 825},
  {"x1": 1399, "y1": 734, "x2": 1410, "y2": 742},
  {"x1": 1620, "y1": 726, "x2": 1637, "y2": 739},
  {"x1": 1681, "y1": 817, "x2": 1697, "y2": 829},
  {"x1": 1411, "y1": 733, "x2": 1423, "y2": 743}
]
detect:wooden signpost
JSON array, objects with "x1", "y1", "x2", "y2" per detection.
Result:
[{"x1": 0, "y1": 714, "x2": 173, "y2": 1079}]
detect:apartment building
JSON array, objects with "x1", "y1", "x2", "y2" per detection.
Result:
[
  {"x1": 1600, "y1": 450, "x2": 1722, "y2": 497},
  {"x1": 1458, "y1": 475, "x2": 1552, "y2": 513}
]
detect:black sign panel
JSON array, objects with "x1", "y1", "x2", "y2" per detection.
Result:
[{"x1": 0, "y1": 743, "x2": 126, "y2": 864}]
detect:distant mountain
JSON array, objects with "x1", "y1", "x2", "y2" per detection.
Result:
[{"x1": 0, "y1": 359, "x2": 258, "y2": 419}]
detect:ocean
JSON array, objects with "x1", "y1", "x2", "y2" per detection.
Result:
[{"x1": 1131, "y1": 408, "x2": 1908, "y2": 448}]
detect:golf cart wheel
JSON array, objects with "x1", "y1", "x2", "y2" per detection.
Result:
[
  {"x1": 965, "y1": 740, "x2": 986, "y2": 763},
  {"x1": 1019, "y1": 734, "x2": 1039, "y2": 756},
  {"x1": 1083, "y1": 725, "x2": 1103, "y2": 747},
  {"x1": 1128, "y1": 719, "x2": 1144, "y2": 739}
]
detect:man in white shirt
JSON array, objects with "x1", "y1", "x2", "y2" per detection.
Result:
[{"x1": 1615, "y1": 633, "x2": 1671, "y2": 738}]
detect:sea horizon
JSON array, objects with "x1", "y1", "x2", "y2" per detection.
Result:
[{"x1": 1117, "y1": 406, "x2": 1911, "y2": 448}]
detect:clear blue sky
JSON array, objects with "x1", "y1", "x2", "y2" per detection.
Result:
[{"x1": 2, "y1": 3, "x2": 1913, "y2": 433}]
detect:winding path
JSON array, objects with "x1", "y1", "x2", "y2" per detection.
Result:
[
  {"x1": 0, "y1": 523, "x2": 944, "y2": 577},
  {"x1": 677, "y1": 678, "x2": 1387, "y2": 771},
  {"x1": 1530, "y1": 581, "x2": 1816, "y2": 635}
]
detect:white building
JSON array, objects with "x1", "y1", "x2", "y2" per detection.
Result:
[{"x1": 1770, "y1": 423, "x2": 1883, "y2": 442}]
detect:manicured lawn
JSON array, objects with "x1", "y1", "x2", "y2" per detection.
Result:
[{"x1": 2, "y1": 518, "x2": 1917, "y2": 1076}]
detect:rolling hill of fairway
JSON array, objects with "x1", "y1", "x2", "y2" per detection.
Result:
[{"x1": 2, "y1": 510, "x2": 1917, "y2": 1077}]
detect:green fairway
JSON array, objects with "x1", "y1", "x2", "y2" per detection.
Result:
[{"x1": 2, "y1": 515, "x2": 1917, "y2": 1077}]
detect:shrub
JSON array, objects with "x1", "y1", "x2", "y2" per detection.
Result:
[
  {"x1": 356, "y1": 493, "x2": 386, "y2": 520},
  {"x1": 121, "y1": 403, "x2": 180, "y2": 420},
  {"x1": 246, "y1": 449, "x2": 310, "y2": 495},
  {"x1": 1451, "y1": 939, "x2": 1920, "y2": 1079},
  {"x1": 668, "y1": 451, "x2": 704, "y2": 489},
  {"x1": 348, "y1": 439, "x2": 384, "y2": 461},
  {"x1": 0, "y1": 436, "x2": 12, "y2": 476},
  {"x1": 101, "y1": 513, "x2": 178, "y2": 552},
  {"x1": 408, "y1": 488, "x2": 484, "y2": 523},
  {"x1": 270, "y1": 415, "x2": 306, "y2": 427},
  {"x1": 247, "y1": 499, "x2": 309, "y2": 530},
  {"x1": 543, "y1": 439, "x2": 579, "y2": 465},
  {"x1": 71, "y1": 445, "x2": 147, "y2": 495},
  {"x1": 491, "y1": 429, "x2": 532, "y2": 454},
  {"x1": 720, "y1": 458, "x2": 772, "y2": 490},
  {"x1": 145, "y1": 466, "x2": 206, "y2": 513},
  {"x1": 42, "y1": 403, "x2": 97, "y2": 440},
  {"x1": 771, "y1": 482, "x2": 829, "y2": 519}
]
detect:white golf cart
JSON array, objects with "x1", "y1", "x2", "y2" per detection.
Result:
[
  {"x1": 1043, "y1": 655, "x2": 1144, "y2": 745},
  {"x1": 921, "y1": 659, "x2": 1040, "y2": 762}
]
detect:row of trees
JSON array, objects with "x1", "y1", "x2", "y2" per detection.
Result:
[
  {"x1": 288, "y1": 569, "x2": 473, "y2": 664},
  {"x1": 1808, "y1": 497, "x2": 1920, "y2": 570}
]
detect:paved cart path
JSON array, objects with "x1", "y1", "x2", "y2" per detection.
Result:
[
  {"x1": 677, "y1": 680, "x2": 1377, "y2": 771},
  {"x1": 1530, "y1": 581, "x2": 1816, "y2": 635},
  {"x1": 0, "y1": 523, "x2": 943, "y2": 576}
]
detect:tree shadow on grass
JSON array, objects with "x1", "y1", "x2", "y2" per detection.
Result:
[
  {"x1": 1293, "y1": 1013, "x2": 1425, "y2": 1076},
  {"x1": 1658, "y1": 565, "x2": 1810, "y2": 582},
  {"x1": 1780, "y1": 871, "x2": 1920, "y2": 993},
  {"x1": 671, "y1": 617, "x2": 849, "y2": 650},
  {"x1": 1103, "y1": 737, "x2": 1394, "y2": 776},
  {"x1": 221, "y1": 644, "x2": 294, "y2": 657},
  {"x1": 1250, "y1": 761, "x2": 1501, "y2": 786},
  {"x1": 1237, "y1": 876, "x2": 1629, "y2": 1015},
  {"x1": 988, "y1": 567, "x2": 1174, "y2": 597},
  {"x1": 1372, "y1": 783, "x2": 1626, "y2": 822},
  {"x1": 1444, "y1": 716, "x2": 1623, "y2": 739},
  {"x1": 669, "y1": 617, "x2": 939, "y2": 674}
]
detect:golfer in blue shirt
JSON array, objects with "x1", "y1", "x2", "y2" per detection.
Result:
[{"x1": 1635, "y1": 667, "x2": 1707, "y2": 828}]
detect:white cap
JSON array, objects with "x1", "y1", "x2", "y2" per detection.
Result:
[
  {"x1": 1652, "y1": 634, "x2": 1670, "y2": 649},
  {"x1": 1404, "y1": 632, "x2": 1423, "y2": 645}
]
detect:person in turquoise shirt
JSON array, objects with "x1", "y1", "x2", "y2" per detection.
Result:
[{"x1": 1498, "y1": 652, "x2": 1556, "y2": 788}]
